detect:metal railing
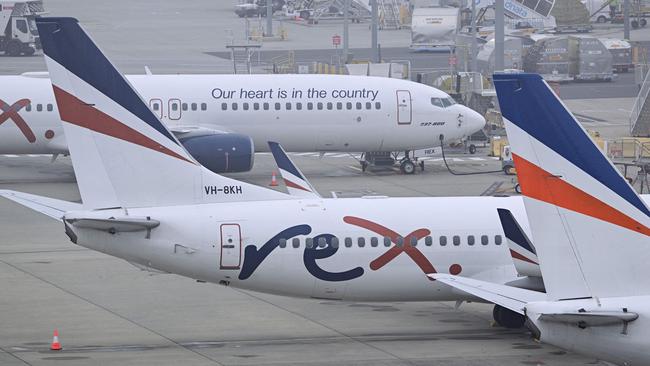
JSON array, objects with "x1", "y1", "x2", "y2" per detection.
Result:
[{"x1": 630, "y1": 63, "x2": 650, "y2": 135}]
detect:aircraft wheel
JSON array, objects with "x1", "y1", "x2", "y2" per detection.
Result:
[
  {"x1": 641, "y1": 18, "x2": 647, "y2": 27},
  {"x1": 515, "y1": 184, "x2": 522, "y2": 194},
  {"x1": 400, "y1": 160, "x2": 416, "y2": 174},
  {"x1": 493, "y1": 305, "x2": 526, "y2": 328},
  {"x1": 6, "y1": 40, "x2": 21, "y2": 56},
  {"x1": 632, "y1": 19, "x2": 639, "y2": 29},
  {"x1": 469, "y1": 144, "x2": 477, "y2": 154}
]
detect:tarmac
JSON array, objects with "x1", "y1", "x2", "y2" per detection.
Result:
[{"x1": 0, "y1": 1, "x2": 645, "y2": 365}]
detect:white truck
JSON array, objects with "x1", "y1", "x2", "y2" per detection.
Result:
[{"x1": 0, "y1": 1, "x2": 45, "y2": 56}]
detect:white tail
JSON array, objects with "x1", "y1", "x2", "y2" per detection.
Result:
[{"x1": 495, "y1": 73, "x2": 650, "y2": 300}]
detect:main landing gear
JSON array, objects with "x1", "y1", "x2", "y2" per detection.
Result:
[
  {"x1": 360, "y1": 151, "x2": 424, "y2": 174},
  {"x1": 493, "y1": 304, "x2": 526, "y2": 328}
]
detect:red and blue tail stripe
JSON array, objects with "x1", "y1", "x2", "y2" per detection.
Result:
[{"x1": 494, "y1": 73, "x2": 650, "y2": 220}]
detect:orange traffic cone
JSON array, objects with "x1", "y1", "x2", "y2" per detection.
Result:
[
  {"x1": 269, "y1": 171, "x2": 279, "y2": 187},
  {"x1": 50, "y1": 329, "x2": 62, "y2": 351}
]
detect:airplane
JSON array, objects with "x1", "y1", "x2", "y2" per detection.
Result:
[
  {"x1": 0, "y1": 69, "x2": 485, "y2": 175},
  {"x1": 432, "y1": 73, "x2": 650, "y2": 365},
  {"x1": 0, "y1": 17, "x2": 646, "y2": 330}
]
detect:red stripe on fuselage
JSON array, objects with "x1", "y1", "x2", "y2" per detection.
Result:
[
  {"x1": 513, "y1": 153, "x2": 650, "y2": 236},
  {"x1": 52, "y1": 86, "x2": 194, "y2": 165}
]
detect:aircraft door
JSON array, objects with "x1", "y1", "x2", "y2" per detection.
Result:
[
  {"x1": 220, "y1": 224, "x2": 242, "y2": 269},
  {"x1": 168, "y1": 98, "x2": 182, "y2": 121},
  {"x1": 396, "y1": 90, "x2": 412, "y2": 125},
  {"x1": 149, "y1": 99, "x2": 163, "y2": 119}
]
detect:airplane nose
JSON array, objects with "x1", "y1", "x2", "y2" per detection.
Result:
[{"x1": 463, "y1": 106, "x2": 486, "y2": 134}]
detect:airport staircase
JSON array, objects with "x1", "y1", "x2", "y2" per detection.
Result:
[
  {"x1": 379, "y1": 0, "x2": 402, "y2": 29},
  {"x1": 310, "y1": 0, "x2": 371, "y2": 23},
  {"x1": 631, "y1": 66, "x2": 650, "y2": 137}
]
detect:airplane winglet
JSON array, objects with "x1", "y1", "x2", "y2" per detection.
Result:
[
  {"x1": 268, "y1": 141, "x2": 321, "y2": 198},
  {"x1": 497, "y1": 208, "x2": 541, "y2": 277}
]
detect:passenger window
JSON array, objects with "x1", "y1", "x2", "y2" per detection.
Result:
[
  {"x1": 182, "y1": 103, "x2": 188, "y2": 111},
  {"x1": 191, "y1": 103, "x2": 197, "y2": 111},
  {"x1": 263, "y1": 102, "x2": 269, "y2": 110},
  {"x1": 231, "y1": 103, "x2": 238, "y2": 111},
  {"x1": 346, "y1": 102, "x2": 352, "y2": 110},
  {"x1": 296, "y1": 102, "x2": 302, "y2": 110},
  {"x1": 292, "y1": 238, "x2": 300, "y2": 248},
  {"x1": 327, "y1": 102, "x2": 333, "y2": 110},
  {"x1": 431, "y1": 97, "x2": 444, "y2": 108},
  {"x1": 201, "y1": 103, "x2": 207, "y2": 111},
  {"x1": 279, "y1": 238, "x2": 287, "y2": 248},
  {"x1": 345, "y1": 237, "x2": 352, "y2": 248},
  {"x1": 275, "y1": 102, "x2": 281, "y2": 111},
  {"x1": 453, "y1": 236, "x2": 461, "y2": 246},
  {"x1": 410, "y1": 236, "x2": 418, "y2": 246},
  {"x1": 370, "y1": 237, "x2": 378, "y2": 247},
  {"x1": 481, "y1": 235, "x2": 489, "y2": 245},
  {"x1": 383, "y1": 237, "x2": 391, "y2": 247},
  {"x1": 396, "y1": 237, "x2": 404, "y2": 247},
  {"x1": 366, "y1": 102, "x2": 372, "y2": 110},
  {"x1": 468, "y1": 235, "x2": 475, "y2": 246},
  {"x1": 375, "y1": 102, "x2": 381, "y2": 109},
  {"x1": 171, "y1": 103, "x2": 178, "y2": 111},
  {"x1": 306, "y1": 237, "x2": 314, "y2": 248},
  {"x1": 317, "y1": 102, "x2": 323, "y2": 110},
  {"x1": 25, "y1": 104, "x2": 31, "y2": 112},
  {"x1": 221, "y1": 103, "x2": 227, "y2": 110},
  {"x1": 336, "y1": 102, "x2": 342, "y2": 110},
  {"x1": 46, "y1": 104, "x2": 53, "y2": 112},
  {"x1": 317, "y1": 237, "x2": 327, "y2": 248},
  {"x1": 356, "y1": 102, "x2": 362, "y2": 110},
  {"x1": 331, "y1": 237, "x2": 339, "y2": 248},
  {"x1": 253, "y1": 102, "x2": 260, "y2": 110},
  {"x1": 495, "y1": 235, "x2": 503, "y2": 245},
  {"x1": 440, "y1": 236, "x2": 447, "y2": 246},
  {"x1": 425, "y1": 236, "x2": 433, "y2": 246},
  {"x1": 37, "y1": 104, "x2": 42, "y2": 112},
  {"x1": 243, "y1": 103, "x2": 249, "y2": 111},
  {"x1": 307, "y1": 102, "x2": 314, "y2": 110},
  {"x1": 286, "y1": 102, "x2": 292, "y2": 110},
  {"x1": 358, "y1": 237, "x2": 366, "y2": 247}
]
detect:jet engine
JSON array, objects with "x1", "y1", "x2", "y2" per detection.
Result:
[{"x1": 179, "y1": 133, "x2": 255, "y2": 173}]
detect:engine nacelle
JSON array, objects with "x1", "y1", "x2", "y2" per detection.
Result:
[{"x1": 179, "y1": 133, "x2": 255, "y2": 173}]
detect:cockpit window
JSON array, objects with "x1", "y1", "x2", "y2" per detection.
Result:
[
  {"x1": 441, "y1": 97, "x2": 457, "y2": 107},
  {"x1": 431, "y1": 98, "x2": 444, "y2": 108}
]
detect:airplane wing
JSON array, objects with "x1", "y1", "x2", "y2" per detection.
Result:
[
  {"x1": 0, "y1": 190, "x2": 81, "y2": 220},
  {"x1": 268, "y1": 141, "x2": 321, "y2": 198},
  {"x1": 430, "y1": 273, "x2": 547, "y2": 315}
]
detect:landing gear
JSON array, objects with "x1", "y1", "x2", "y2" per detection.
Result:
[
  {"x1": 399, "y1": 150, "x2": 419, "y2": 175},
  {"x1": 493, "y1": 304, "x2": 526, "y2": 328}
]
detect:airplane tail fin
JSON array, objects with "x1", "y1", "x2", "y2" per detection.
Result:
[
  {"x1": 494, "y1": 73, "x2": 650, "y2": 300},
  {"x1": 497, "y1": 208, "x2": 541, "y2": 278},
  {"x1": 36, "y1": 17, "x2": 289, "y2": 209},
  {"x1": 268, "y1": 142, "x2": 321, "y2": 198}
]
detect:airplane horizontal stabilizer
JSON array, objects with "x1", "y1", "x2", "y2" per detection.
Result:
[
  {"x1": 0, "y1": 190, "x2": 81, "y2": 220},
  {"x1": 430, "y1": 273, "x2": 546, "y2": 315},
  {"x1": 497, "y1": 208, "x2": 541, "y2": 277}
]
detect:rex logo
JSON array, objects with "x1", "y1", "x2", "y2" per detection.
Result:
[{"x1": 0, "y1": 99, "x2": 36, "y2": 143}]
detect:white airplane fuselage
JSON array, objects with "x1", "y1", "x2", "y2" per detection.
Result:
[
  {"x1": 0, "y1": 74, "x2": 485, "y2": 154},
  {"x1": 69, "y1": 196, "x2": 526, "y2": 302}
]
